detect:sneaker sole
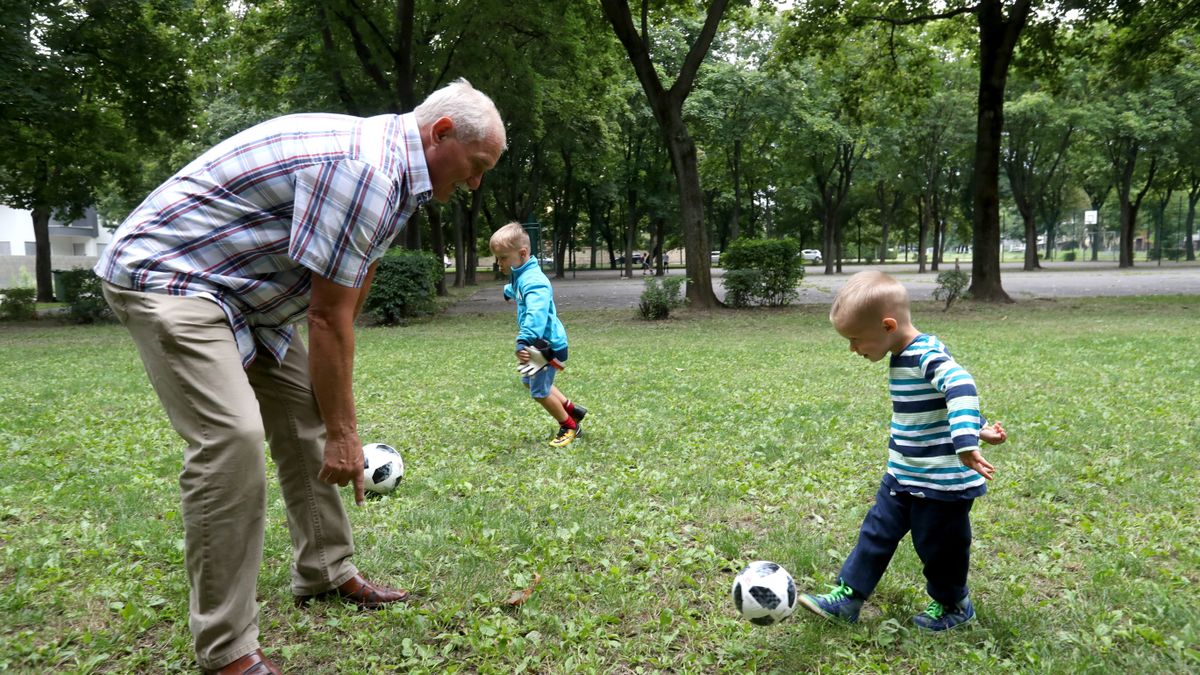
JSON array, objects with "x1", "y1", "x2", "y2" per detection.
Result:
[{"x1": 797, "y1": 595, "x2": 857, "y2": 624}]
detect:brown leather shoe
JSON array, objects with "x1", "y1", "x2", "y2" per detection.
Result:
[
  {"x1": 295, "y1": 573, "x2": 410, "y2": 610},
  {"x1": 204, "y1": 649, "x2": 282, "y2": 675}
]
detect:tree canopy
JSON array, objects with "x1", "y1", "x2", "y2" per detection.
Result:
[{"x1": 3, "y1": 0, "x2": 1197, "y2": 302}]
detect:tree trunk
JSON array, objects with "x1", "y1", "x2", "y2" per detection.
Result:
[
  {"x1": 931, "y1": 190, "x2": 943, "y2": 271},
  {"x1": 916, "y1": 195, "x2": 928, "y2": 274},
  {"x1": 661, "y1": 111, "x2": 717, "y2": 305},
  {"x1": 1186, "y1": 177, "x2": 1199, "y2": 261},
  {"x1": 1085, "y1": 187, "x2": 1108, "y2": 262},
  {"x1": 466, "y1": 188, "x2": 483, "y2": 285},
  {"x1": 876, "y1": 182, "x2": 900, "y2": 264},
  {"x1": 968, "y1": 0, "x2": 1029, "y2": 302},
  {"x1": 822, "y1": 207, "x2": 837, "y2": 275},
  {"x1": 428, "y1": 206, "x2": 447, "y2": 296},
  {"x1": 404, "y1": 210, "x2": 421, "y2": 249},
  {"x1": 1022, "y1": 212, "x2": 1040, "y2": 270},
  {"x1": 655, "y1": 215, "x2": 666, "y2": 275},
  {"x1": 728, "y1": 138, "x2": 742, "y2": 241},
  {"x1": 1155, "y1": 186, "x2": 1175, "y2": 262},
  {"x1": 623, "y1": 185, "x2": 637, "y2": 278},
  {"x1": 1119, "y1": 200, "x2": 1136, "y2": 267},
  {"x1": 453, "y1": 199, "x2": 466, "y2": 288},
  {"x1": 1116, "y1": 153, "x2": 1157, "y2": 268},
  {"x1": 835, "y1": 222, "x2": 844, "y2": 274},
  {"x1": 599, "y1": 0, "x2": 727, "y2": 309},
  {"x1": 31, "y1": 206, "x2": 54, "y2": 302}
]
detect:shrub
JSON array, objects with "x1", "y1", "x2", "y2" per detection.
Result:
[
  {"x1": 0, "y1": 287, "x2": 37, "y2": 321},
  {"x1": 637, "y1": 276, "x2": 686, "y2": 320},
  {"x1": 364, "y1": 250, "x2": 443, "y2": 324},
  {"x1": 1146, "y1": 247, "x2": 1181, "y2": 261},
  {"x1": 1062, "y1": 250, "x2": 1077, "y2": 262},
  {"x1": 55, "y1": 268, "x2": 89, "y2": 302},
  {"x1": 722, "y1": 269, "x2": 762, "y2": 309},
  {"x1": 55, "y1": 269, "x2": 113, "y2": 324},
  {"x1": 720, "y1": 238, "x2": 804, "y2": 307},
  {"x1": 932, "y1": 265, "x2": 970, "y2": 311}
]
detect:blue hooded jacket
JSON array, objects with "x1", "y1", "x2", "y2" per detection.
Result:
[{"x1": 503, "y1": 257, "x2": 568, "y2": 357}]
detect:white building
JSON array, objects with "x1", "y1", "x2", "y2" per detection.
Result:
[{"x1": 0, "y1": 204, "x2": 113, "y2": 288}]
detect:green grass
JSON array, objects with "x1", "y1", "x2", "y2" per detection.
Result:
[{"x1": 1, "y1": 296, "x2": 1198, "y2": 673}]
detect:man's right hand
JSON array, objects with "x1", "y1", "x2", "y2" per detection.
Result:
[{"x1": 320, "y1": 436, "x2": 366, "y2": 505}]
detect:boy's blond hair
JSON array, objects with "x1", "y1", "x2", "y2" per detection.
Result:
[
  {"x1": 829, "y1": 270, "x2": 911, "y2": 329},
  {"x1": 489, "y1": 221, "x2": 529, "y2": 252}
]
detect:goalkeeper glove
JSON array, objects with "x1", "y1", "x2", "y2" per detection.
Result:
[{"x1": 516, "y1": 339, "x2": 564, "y2": 376}]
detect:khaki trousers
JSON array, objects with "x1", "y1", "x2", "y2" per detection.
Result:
[{"x1": 102, "y1": 282, "x2": 356, "y2": 670}]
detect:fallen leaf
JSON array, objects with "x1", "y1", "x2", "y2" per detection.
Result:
[{"x1": 504, "y1": 573, "x2": 543, "y2": 607}]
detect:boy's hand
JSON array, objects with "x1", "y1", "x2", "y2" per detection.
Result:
[
  {"x1": 959, "y1": 450, "x2": 995, "y2": 480},
  {"x1": 980, "y1": 421, "x2": 1007, "y2": 446}
]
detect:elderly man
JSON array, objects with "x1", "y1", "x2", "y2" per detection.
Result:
[{"x1": 95, "y1": 79, "x2": 505, "y2": 674}]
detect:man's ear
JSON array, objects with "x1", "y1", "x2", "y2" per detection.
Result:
[
  {"x1": 882, "y1": 317, "x2": 898, "y2": 333},
  {"x1": 430, "y1": 117, "x2": 455, "y2": 144}
]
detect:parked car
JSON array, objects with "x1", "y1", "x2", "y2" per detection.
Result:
[
  {"x1": 710, "y1": 251, "x2": 721, "y2": 264},
  {"x1": 800, "y1": 249, "x2": 822, "y2": 263},
  {"x1": 614, "y1": 252, "x2": 645, "y2": 265}
]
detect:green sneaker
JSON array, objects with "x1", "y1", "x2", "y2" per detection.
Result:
[
  {"x1": 798, "y1": 581, "x2": 863, "y2": 624},
  {"x1": 912, "y1": 597, "x2": 975, "y2": 632}
]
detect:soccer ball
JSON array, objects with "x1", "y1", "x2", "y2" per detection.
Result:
[
  {"x1": 732, "y1": 560, "x2": 797, "y2": 626},
  {"x1": 362, "y1": 443, "x2": 404, "y2": 495}
]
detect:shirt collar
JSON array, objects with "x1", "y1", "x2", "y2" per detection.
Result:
[
  {"x1": 512, "y1": 256, "x2": 538, "y2": 280},
  {"x1": 399, "y1": 112, "x2": 433, "y2": 206}
]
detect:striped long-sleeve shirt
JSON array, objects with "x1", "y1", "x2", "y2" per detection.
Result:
[
  {"x1": 886, "y1": 334, "x2": 987, "y2": 500},
  {"x1": 95, "y1": 112, "x2": 431, "y2": 367}
]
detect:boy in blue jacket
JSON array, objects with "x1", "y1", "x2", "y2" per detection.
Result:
[{"x1": 490, "y1": 222, "x2": 587, "y2": 447}]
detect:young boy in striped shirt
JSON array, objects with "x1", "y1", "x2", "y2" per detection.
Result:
[{"x1": 799, "y1": 270, "x2": 1006, "y2": 632}]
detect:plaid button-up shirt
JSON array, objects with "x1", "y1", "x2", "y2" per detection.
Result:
[{"x1": 96, "y1": 112, "x2": 431, "y2": 367}]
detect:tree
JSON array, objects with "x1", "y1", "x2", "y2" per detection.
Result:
[
  {"x1": 0, "y1": 0, "x2": 192, "y2": 301},
  {"x1": 1170, "y1": 35, "x2": 1200, "y2": 260},
  {"x1": 600, "y1": 0, "x2": 730, "y2": 308},
  {"x1": 1002, "y1": 89, "x2": 1075, "y2": 270},
  {"x1": 785, "y1": 0, "x2": 1039, "y2": 300},
  {"x1": 1086, "y1": 77, "x2": 1183, "y2": 267}
]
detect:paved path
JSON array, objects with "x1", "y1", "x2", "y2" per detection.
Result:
[{"x1": 444, "y1": 261, "x2": 1200, "y2": 315}]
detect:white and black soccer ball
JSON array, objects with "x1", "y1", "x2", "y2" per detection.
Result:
[
  {"x1": 362, "y1": 443, "x2": 404, "y2": 496},
  {"x1": 732, "y1": 560, "x2": 797, "y2": 626}
]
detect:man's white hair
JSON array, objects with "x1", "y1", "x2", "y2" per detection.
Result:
[{"x1": 414, "y1": 78, "x2": 506, "y2": 148}]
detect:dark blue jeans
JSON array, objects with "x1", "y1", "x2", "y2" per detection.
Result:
[{"x1": 839, "y1": 479, "x2": 974, "y2": 607}]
